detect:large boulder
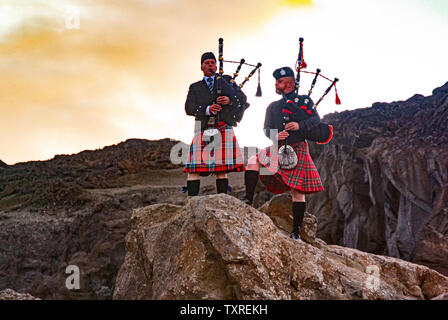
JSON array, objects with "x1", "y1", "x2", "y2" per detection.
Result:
[{"x1": 113, "y1": 194, "x2": 448, "y2": 300}]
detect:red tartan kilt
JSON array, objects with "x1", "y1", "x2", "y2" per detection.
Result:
[
  {"x1": 257, "y1": 141, "x2": 324, "y2": 194},
  {"x1": 184, "y1": 123, "x2": 245, "y2": 174}
]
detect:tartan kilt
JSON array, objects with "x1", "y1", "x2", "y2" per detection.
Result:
[
  {"x1": 184, "y1": 123, "x2": 245, "y2": 174},
  {"x1": 257, "y1": 141, "x2": 324, "y2": 194}
]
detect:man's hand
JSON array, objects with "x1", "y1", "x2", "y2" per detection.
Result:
[
  {"x1": 217, "y1": 96, "x2": 231, "y2": 105},
  {"x1": 278, "y1": 130, "x2": 289, "y2": 141},
  {"x1": 209, "y1": 104, "x2": 222, "y2": 114},
  {"x1": 285, "y1": 121, "x2": 300, "y2": 131}
]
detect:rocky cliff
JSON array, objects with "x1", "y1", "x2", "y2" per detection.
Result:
[
  {"x1": 0, "y1": 139, "x2": 243, "y2": 299},
  {"x1": 113, "y1": 194, "x2": 448, "y2": 300},
  {"x1": 1, "y1": 83, "x2": 447, "y2": 299},
  {"x1": 308, "y1": 82, "x2": 448, "y2": 276}
]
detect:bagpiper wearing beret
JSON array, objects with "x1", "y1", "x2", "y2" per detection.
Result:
[
  {"x1": 243, "y1": 66, "x2": 324, "y2": 241},
  {"x1": 183, "y1": 51, "x2": 246, "y2": 196}
]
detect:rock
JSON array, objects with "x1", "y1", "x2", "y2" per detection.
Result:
[
  {"x1": 0, "y1": 160, "x2": 7, "y2": 168},
  {"x1": 0, "y1": 138, "x2": 183, "y2": 211},
  {"x1": 258, "y1": 193, "x2": 323, "y2": 246},
  {"x1": 258, "y1": 194, "x2": 293, "y2": 233},
  {"x1": 0, "y1": 288, "x2": 40, "y2": 300},
  {"x1": 308, "y1": 81, "x2": 448, "y2": 276},
  {"x1": 432, "y1": 293, "x2": 448, "y2": 300},
  {"x1": 113, "y1": 194, "x2": 448, "y2": 300}
]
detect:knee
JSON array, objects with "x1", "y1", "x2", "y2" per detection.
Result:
[
  {"x1": 188, "y1": 173, "x2": 200, "y2": 180},
  {"x1": 216, "y1": 173, "x2": 227, "y2": 179},
  {"x1": 291, "y1": 189, "x2": 305, "y2": 202},
  {"x1": 247, "y1": 155, "x2": 260, "y2": 170}
]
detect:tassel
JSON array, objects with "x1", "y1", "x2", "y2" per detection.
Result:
[
  {"x1": 301, "y1": 59, "x2": 307, "y2": 69},
  {"x1": 335, "y1": 85, "x2": 341, "y2": 105},
  {"x1": 227, "y1": 185, "x2": 233, "y2": 192},
  {"x1": 182, "y1": 186, "x2": 188, "y2": 193},
  {"x1": 255, "y1": 68, "x2": 262, "y2": 97},
  {"x1": 256, "y1": 83, "x2": 262, "y2": 97}
]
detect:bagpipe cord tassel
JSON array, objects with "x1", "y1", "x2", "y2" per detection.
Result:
[{"x1": 335, "y1": 84, "x2": 341, "y2": 105}]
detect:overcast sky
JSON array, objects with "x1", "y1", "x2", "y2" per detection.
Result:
[{"x1": 1, "y1": 0, "x2": 447, "y2": 164}]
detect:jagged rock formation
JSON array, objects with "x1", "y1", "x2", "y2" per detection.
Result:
[
  {"x1": 113, "y1": 194, "x2": 448, "y2": 300},
  {"x1": 0, "y1": 160, "x2": 7, "y2": 168},
  {"x1": 308, "y1": 82, "x2": 448, "y2": 276},
  {"x1": 0, "y1": 288, "x2": 40, "y2": 300},
  {"x1": 0, "y1": 140, "x2": 241, "y2": 299}
]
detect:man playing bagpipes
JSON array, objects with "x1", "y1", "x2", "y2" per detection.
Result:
[
  {"x1": 242, "y1": 39, "x2": 339, "y2": 241},
  {"x1": 184, "y1": 38, "x2": 262, "y2": 196},
  {"x1": 184, "y1": 52, "x2": 246, "y2": 196},
  {"x1": 242, "y1": 66, "x2": 323, "y2": 241}
]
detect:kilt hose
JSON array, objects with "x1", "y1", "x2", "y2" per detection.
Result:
[
  {"x1": 184, "y1": 122, "x2": 245, "y2": 175},
  {"x1": 257, "y1": 141, "x2": 324, "y2": 194}
]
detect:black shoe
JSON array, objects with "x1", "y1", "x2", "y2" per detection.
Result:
[
  {"x1": 242, "y1": 197, "x2": 253, "y2": 206},
  {"x1": 290, "y1": 228, "x2": 301, "y2": 241}
]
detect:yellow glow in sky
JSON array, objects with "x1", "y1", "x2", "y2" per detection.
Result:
[{"x1": 282, "y1": 0, "x2": 313, "y2": 6}]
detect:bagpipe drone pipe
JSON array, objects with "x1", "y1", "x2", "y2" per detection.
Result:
[
  {"x1": 214, "y1": 38, "x2": 262, "y2": 127},
  {"x1": 285, "y1": 37, "x2": 341, "y2": 144}
]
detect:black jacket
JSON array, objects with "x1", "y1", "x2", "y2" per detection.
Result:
[
  {"x1": 264, "y1": 92, "x2": 321, "y2": 144},
  {"x1": 185, "y1": 76, "x2": 248, "y2": 130}
]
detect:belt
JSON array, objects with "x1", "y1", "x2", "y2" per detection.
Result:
[{"x1": 207, "y1": 116, "x2": 226, "y2": 127}]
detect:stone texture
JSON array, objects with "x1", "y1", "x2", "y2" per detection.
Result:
[
  {"x1": 113, "y1": 194, "x2": 448, "y2": 300},
  {"x1": 0, "y1": 288, "x2": 40, "y2": 300},
  {"x1": 308, "y1": 82, "x2": 448, "y2": 276}
]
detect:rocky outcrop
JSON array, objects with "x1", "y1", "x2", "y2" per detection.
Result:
[
  {"x1": 0, "y1": 160, "x2": 7, "y2": 169},
  {"x1": 0, "y1": 288, "x2": 40, "y2": 300},
  {"x1": 308, "y1": 82, "x2": 448, "y2": 276},
  {"x1": 0, "y1": 182, "x2": 208, "y2": 300},
  {"x1": 0, "y1": 139, "x2": 183, "y2": 212},
  {"x1": 113, "y1": 194, "x2": 448, "y2": 300}
]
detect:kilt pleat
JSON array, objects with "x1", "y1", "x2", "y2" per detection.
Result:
[
  {"x1": 257, "y1": 141, "x2": 324, "y2": 194},
  {"x1": 184, "y1": 123, "x2": 245, "y2": 174}
]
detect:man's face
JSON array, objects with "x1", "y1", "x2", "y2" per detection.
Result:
[
  {"x1": 275, "y1": 76, "x2": 295, "y2": 95},
  {"x1": 201, "y1": 59, "x2": 217, "y2": 77}
]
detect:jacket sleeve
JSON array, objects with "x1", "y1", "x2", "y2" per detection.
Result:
[
  {"x1": 263, "y1": 103, "x2": 277, "y2": 140},
  {"x1": 185, "y1": 84, "x2": 207, "y2": 119},
  {"x1": 298, "y1": 108, "x2": 321, "y2": 132}
]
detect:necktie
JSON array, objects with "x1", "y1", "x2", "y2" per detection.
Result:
[{"x1": 206, "y1": 77, "x2": 214, "y2": 93}]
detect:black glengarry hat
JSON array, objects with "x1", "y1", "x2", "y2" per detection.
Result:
[
  {"x1": 201, "y1": 52, "x2": 216, "y2": 64},
  {"x1": 273, "y1": 66, "x2": 295, "y2": 80}
]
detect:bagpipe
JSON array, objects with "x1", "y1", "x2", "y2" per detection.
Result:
[
  {"x1": 213, "y1": 38, "x2": 262, "y2": 127},
  {"x1": 278, "y1": 38, "x2": 340, "y2": 170},
  {"x1": 286, "y1": 37, "x2": 340, "y2": 145}
]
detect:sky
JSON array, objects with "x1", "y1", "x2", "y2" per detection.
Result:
[{"x1": 0, "y1": 0, "x2": 447, "y2": 165}]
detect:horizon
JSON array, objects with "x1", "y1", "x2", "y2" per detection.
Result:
[
  {"x1": 2, "y1": 79, "x2": 445, "y2": 166},
  {"x1": 1, "y1": 0, "x2": 447, "y2": 165}
]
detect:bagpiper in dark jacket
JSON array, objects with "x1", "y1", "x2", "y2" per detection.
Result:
[
  {"x1": 185, "y1": 75, "x2": 248, "y2": 130},
  {"x1": 264, "y1": 91, "x2": 321, "y2": 144}
]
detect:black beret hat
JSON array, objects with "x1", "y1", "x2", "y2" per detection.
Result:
[
  {"x1": 273, "y1": 66, "x2": 295, "y2": 80},
  {"x1": 201, "y1": 52, "x2": 216, "y2": 64}
]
